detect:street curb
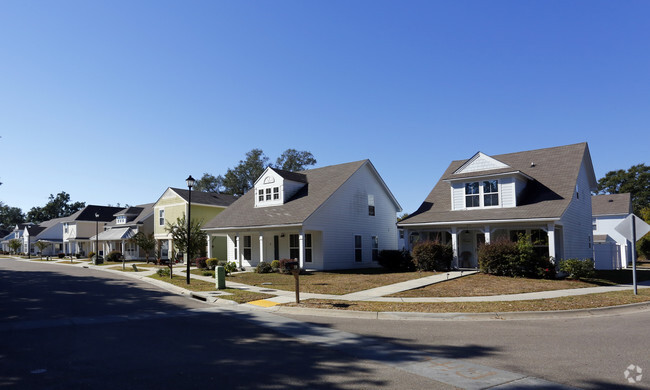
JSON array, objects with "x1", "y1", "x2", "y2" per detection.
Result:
[
  {"x1": 267, "y1": 301, "x2": 650, "y2": 321},
  {"x1": 6, "y1": 256, "x2": 650, "y2": 321}
]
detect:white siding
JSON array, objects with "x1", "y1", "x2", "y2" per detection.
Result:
[
  {"x1": 451, "y1": 183, "x2": 465, "y2": 210},
  {"x1": 304, "y1": 163, "x2": 399, "y2": 270},
  {"x1": 559, "y1": 161, "x2": 594, "y2": 260},
  {"x1": 593, "y1": 214, "x2": 631, "y2": 268},
  {"x1": 500, "y1": 177, "x2": 516, "y2": 208}
]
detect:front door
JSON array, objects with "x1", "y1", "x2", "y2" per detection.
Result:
[
  {"x1": 273, "y1": 235, "x2": 279, "y2": 260},
  {"x1": 459, "y1": 230, "x2": 477, "y2": 268}
]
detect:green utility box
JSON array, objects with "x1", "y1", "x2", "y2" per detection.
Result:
[{"x1": 216, "y1": 266, "x2": 226, "y2": 289}]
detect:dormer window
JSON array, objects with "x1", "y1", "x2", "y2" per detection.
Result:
[
  {"x1": 273, "y1": 187, "x2": 279, "y2": 200},
  {"x1": 465, "y1": 180, "x2": 499, "y2": 208},
  {"x1": 254, "y1": 167, "x2": 307, "y2": 208},
  {"x1": 116, "y1": 216, "x2": 127, "y2": 224}
]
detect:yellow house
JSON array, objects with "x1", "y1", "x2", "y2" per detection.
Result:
[{"x1": 153, "y1": 187, "x2": 237, "y2": 262}]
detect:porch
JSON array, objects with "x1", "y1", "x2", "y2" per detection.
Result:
[{"x1": 403, "y1": 223, "x2": 564, "y2": 269}]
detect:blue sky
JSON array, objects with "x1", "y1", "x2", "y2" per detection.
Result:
[{"x1": 1, "y1": 1, "x2": 648, "y2": 216}]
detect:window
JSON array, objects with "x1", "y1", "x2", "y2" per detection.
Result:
[
  {"x1": 258, "y1": 189, "x2": 264, "y2": 202},
  {"x1": 243, "y1": 236, "x2": 251, "y2": 261},
  {"x1": 465, "y1": 180, "x2": 499, "y2": 208},
  {"x1": 354, "y1": 235, "x2": 362, "y2": 262},
  {"x1": 265, "y1": 188, "x2": 272, "y2": 201},
  {"x1": 368, "y1": 195, "x2": 375, "y2": 216},
  {"x1": 465, "y1": 182, "x2": 480, "y2": 208},
  {"x1": 289, "y1": 234, "x2": 299, "y2": 259},
  {"x1": 305, "y1": 234, "x2": 312, "y2": 262},
  {"x1": 509, "y1": 230, "x2": 526, "y2": 242},
  {"x1": 159, "y1": 209, "x2": 165, "y2": 226},
  {"x1": 273, "y1": 187, "x2": 280, "y2": 200},
  {"x1": 64, "y1": 223, "x2": 69, "y2": 234},
  {"x1": 372, "y1": 236, "x2": 378, "y2": 261},
  {"x1": 117, "y1": 216, "x2": 126, "y2": 224},
  {"x1": 399, "y1": 230, "x2": 404, "y2": 239},
  {"x1": 483, "y1": 180, "x2": 499, "y2": 206},
  {"x1": 592, "y1": 219, "x2": 597, "y2": 231}
]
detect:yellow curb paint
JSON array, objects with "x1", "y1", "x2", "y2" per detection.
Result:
[{"x1": 248, "y1": 299, "x2": 280, "y2": 308}]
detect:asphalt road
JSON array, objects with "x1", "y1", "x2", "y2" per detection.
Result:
[{"x1": 2, "y1": 258, "x2": 648, "y2": 389}]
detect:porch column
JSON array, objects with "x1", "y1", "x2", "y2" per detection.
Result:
[
  {"x1": 236, "y1": 235, "x2": 242, "y2": 268},
  {"x1": 259, "y1": 234, "x2": 264, "y2": 263},
  {"x1": 168, "y1": 239, "x2": 173, "y2": 260},
  {"x1": 484, "y1": 225, "x2": 491, "y2": 244},
  {"x1": 298, "y1": 231, "x2": 305, "y2": 269},
  {"x1": 547, "y1": 223, "x2": 556, "y2": 263},
  {"x1": 451, "y1": 227, "x2": 459, "y2": 269},
  {"x1": 121, "y1": 239, "x2": 125, "y2": 258},
  {"x1": 206, "y1": 234, "x2": 212, "y2": 258}
]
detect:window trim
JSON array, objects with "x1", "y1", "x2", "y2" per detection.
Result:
[
  {"x1": 354, "y1": 235, "x2": 362, "y2": 262},
  {"x1": 159, "y1": 209, "x2": 165, "y2": 226},
  {"x1": 464, "y1": 180, "x2": 500, "y2": 209}
]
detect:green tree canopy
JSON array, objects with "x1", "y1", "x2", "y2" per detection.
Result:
[
  {"x1": 129, "y1": 231, "x2": 157, "y2": 263},
  {"x1": 8, "y1": 239, "x2": 21, "y2": 254},
  {"x1": 0, "y1": 202, "x2": 25, "y2": 229},
  {"x1": 26, "y1": 192, "x2": 86, "y2": 223},
  {"x1": 597, "y1": 163, "x2": 650, "y2": 215},
  {"x1": 275, "y1": 149, "x2": 317, "y2": 172},
  {"x1": 194, "y1": 173, "x2": 225, "y2": 193}
]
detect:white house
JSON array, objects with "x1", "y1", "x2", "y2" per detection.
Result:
[
  {"x1": 61, "y1": 205, "x2": 125, "y2": 256},
  {"x1": 592, "y1": 193, "x2": 633, "y2": 269},
  {"x1": 29, "y1": 217, "x2": 66, "y2": 256},
  {"x1": 89, "y1": 204, "x2": 154, "y2": 260},
  {"x1": 398, "y1": 143, "x2": 597, "y2": 268},
  {"x1": 202, "y1": 160, "x2": 402, "y2": 270}
]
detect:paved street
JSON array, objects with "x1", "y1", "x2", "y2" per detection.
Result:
[{"x1": 1, "y1": 259, "x2": 648, "y2": 389}]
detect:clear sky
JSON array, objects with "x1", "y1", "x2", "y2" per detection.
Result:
[{"x1": 1, "y1": 1, "x2": 648, "y2": 216}]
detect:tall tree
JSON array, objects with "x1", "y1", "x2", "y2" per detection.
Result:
[
  {"x1": 597, "y1": 163, "x2": 650, "y2": 215},
  {"x1": 194, "y1": 173, "x2": 225, "y2": 193},
  {"x1": 275, "y1": 149, "x2": 317, "y2": 172},
  {"x1": 0, "y1": 202, "x2": 25, "y2": 229},
  {"x1": 8, "y1": 239, "x2": 21, "y2": 254},
  {"x1": 26, "y1": 192, "x2": 86, "y2": 223},
  {"x1": 129, "y1": 231, "x2": 157, "y2": 264},
  {"x1": 222, "y1": 149, "x2": 269, "y2": 196}
]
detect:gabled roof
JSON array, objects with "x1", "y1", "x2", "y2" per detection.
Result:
[
  {"x1": 592, "y1": 194, "x2": 632, "y2": 216},
  {"x1": 61, "y1": 205, "x2": 125, "y2": 223},
  {"x1": 25, "y1": 225, "x2": 46, "y2": 236},
  {"x1": 273, "y1": 168, "x2": 308, "y2": 183},
  {"x1": 105, "y1": 203, "x2": 155, "y2": 227},
  {"x1": 204, "y1": 160, "x2": 400, "y2": 229},
  {"x1": 165, "y1": 188, "x2": 238, "y2": 208},
  {"x1": 399, "y1": 143, "x2": 596, "y2": 226}
]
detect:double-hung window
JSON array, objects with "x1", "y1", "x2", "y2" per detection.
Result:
[
  {"x1": 465, "y1": 180, "x2": 499, "y2": 208},
  {"x1": 159, "y1": 210, "x2": 165, "y2": 226},
  {"x1": 273, "y1": 187, "x2": 280, "y2": 200},
  {"x1": 243, "y1": 236, "x2": 251, "y2": 261},
  {"x1": 354, "y1": 235, "x2": 362, "y2": 262},
  {"x1": 371, "y1": 236, "x2": 379, "y2": 261},
  {"x1": 483, "y1": 180, "x2": 499, "y2": 206},
  {"x1": 289, "y1": 234, "x2": 299, "y2": 259},
  {"x1": 465, "y1": 182, "x2": 480, "y2": 208},
  {"x1": 305, "y1": 234, "x2": 312, "y2": 262}
]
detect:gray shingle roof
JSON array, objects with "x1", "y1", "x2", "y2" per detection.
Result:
[
  {"x1": 105, "y1": 203, "x2": 154, "y2": 227},
  {"x1": 203, "y1": 160, "x2": 369, "y2": 229},
  {"x1": 62, "y1": 205, "x2": 125, "y2": 223},
  {"x1": 170, "y1": 188, "x2": 238, "y2": 208},
  {"x1": 592, "y1": 194, "x2": 632, "y2": 216},
  {"x1": 399, "y1": 143, "x2": 595, "y2": 226}
]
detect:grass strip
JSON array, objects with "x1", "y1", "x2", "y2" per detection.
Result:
[{"x1": 285, "y1": 289, "x2": 650, "y2": 313}]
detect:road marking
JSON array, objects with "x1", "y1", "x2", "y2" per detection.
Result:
[{"x1": 247, "y1": 299, "x2": 280, "y2": 308}]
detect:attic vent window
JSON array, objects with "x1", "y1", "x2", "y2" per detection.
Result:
[
  {"x1": 530, "y1": 162, "x2": 536, "y2": 167},
  {"x1": 263, "y1": 176, "x2": 275, "y2": 184}
]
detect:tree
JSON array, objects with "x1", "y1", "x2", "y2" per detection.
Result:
[
  {"x1": 129, "y1": 232, "x2": 157, "y2": 264},
  {"x1": 637, "y1": 206, "x2": 650, "y2": 260},
  {"x1": 165, "y1": 214, "x2": 208, "y2": 262},
  {"x1": 194, "y1": 173, "x2": 225, "y2": 193},
  {"x1": 275, "y1": 149, "x2": 317, "y2": 172},
  {"x1": 8, "y1": 239, "x2": 21, "y2": 255},
  {"x1": 397, "y1": 213, "x2": 410, "y2": 222},
  {"x1": 597, "y1": 164, "x2": 650, "y2": 215},
  {"x1": 0, "y1": 202, "x2": 25, "y2": 229},
  {"x1": 35, "y1": 240, "x2": 50, "y2": 260},
  {"x1": 221, "y1": 149, "x2": 269, "y2": 196},
  {"x1": 27, "y1": 192, "x2": 86, "y2": 223}
]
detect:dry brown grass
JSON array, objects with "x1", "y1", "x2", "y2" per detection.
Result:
[
  {"x1": 229, "y1": 269, "x2": 438, "y2": 295},
  {"x1": 391, "y1": 273, "x2": 598, "y2": 297},
  {"x1": 287, "y1": 289, "x2": 650, "y2": 313}
]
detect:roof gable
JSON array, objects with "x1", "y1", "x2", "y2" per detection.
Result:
[
  {"x1": 592, "y1": 194, "x2": 632, "y2": 216},
  {"x1": 453, "y1": 152, "x2": 510, "y2": 174}
]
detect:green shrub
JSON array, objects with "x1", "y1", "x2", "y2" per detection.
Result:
[
  {"x1": 194, "y1": 257, "x2": 209, "y2": 269},
  {"x1": 106, "y1": 251, "x2": 122, "y2": 262},
  {"x1": 157, "y1": 268, "x2": 171, "y2": 277},
  {"x1": 377, "y1": 249, "x2": 414, "y2": 272},
  {"x1": 478, "y1": 236, "x2": 556, "y2": 278},
  {"x1": 88, "y1": 251, "x2": 96, "y2": 260},
  {"x1": 202, "y1": 271, "x2": 213, "y2": 276},
  {"x1": 638, "y1": 235, "x2": 650, "y2": 260},
  {"x1": 58, "y1": 253, "x2": 66, "y2": 259},
  {"x1": 206, "y1": 258, "x2": 219, "y2": 270},
  {"x1": 255, "y1": 261, "x2": 273, "y2": 274},
  {"x1": 270, "y1": 260, "x2": 280, "y2": 271},
  {"x1": 559, "y1": 258, "x2": 595, "y2": 279},
  {"x1": 412, "y1": 241, "x2": 453, "y2": 271}
]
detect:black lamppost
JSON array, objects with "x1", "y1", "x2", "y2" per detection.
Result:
[
  {"x1": 95, "y1": 212, "x2": 100, "y2": 264},
  {"x1": 186, "y1": 175, "x2": 195, "y2": 285}
]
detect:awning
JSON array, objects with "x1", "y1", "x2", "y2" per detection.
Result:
[
  {"x1": 90, "y1": 227, "x2": 135, "y2": 241},
  {"x1": 593, "y1": 234, "x2": 610, "y2": 243}
]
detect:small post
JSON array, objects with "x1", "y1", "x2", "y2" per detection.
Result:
[
  {"x1": 216, "y1": 266, "x2": 226, "y2": 289},
  {"x1": 292, "y1": 269, "x2": 300, "y2": 304},
  {"x1": 632, "y1": 216, "x2": 638, "y2": 295}
]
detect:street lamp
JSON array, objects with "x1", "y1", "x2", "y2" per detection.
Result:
[
  {"x1": 95, "y1": 212, "x2": 100, "y2": 264},
  {"x1": 186, "y1": 175, "x2": 195, "y2": 285}
]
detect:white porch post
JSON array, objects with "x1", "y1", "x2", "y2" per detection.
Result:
[
  {"x1": 484, "y1": 225, "x2": 491, "y2": 244},
  {"x1": 121, "y1": 239, "x2": 125, "y2": 258},
  {"x1": 547, "y1": 223, "x2": 556, "y2": 263},
  {"x1": 168, "y1": 239, "x2": 173, "y2": 260},
  {"x1": 259, "y1": 234, "x2": 264, "y2": 263},
  {"x1": 298, "y1": 231, "x2": 305, "y2": 269},
  {"x1": 236, "y1": 235, "x2": 242, "y2": 268},
  {"x1": 451, "y1": 227, "x2": 459, "y2": 268},
  {"x1": 206, "y1": 234, "x2": 212, "y2": 258}
]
